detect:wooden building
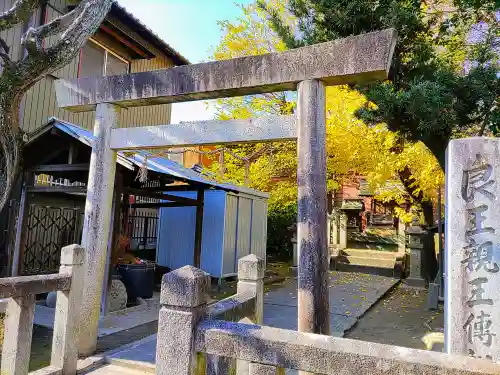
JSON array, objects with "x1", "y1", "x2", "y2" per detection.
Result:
[
  {"x1": 333, "y1": 177, "x2": 403, "y2": 232},
  {"x1": 8, "y1": 120, "x2": 266, "y2": 277},
  {"x1": 0, "y1": 0, "x2": 190, "y2": 275},
  {"x1": 8, "y1": 0, "x2": 189, "y2": 134}
]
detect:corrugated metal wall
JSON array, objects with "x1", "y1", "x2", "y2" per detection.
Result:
[
  {"x1": 222, "y1": 194, "x2": 238, "y2": 276},
  {"x1": 157, "y1": 190, "x2": 268, "y2": 278},
  {"x1": 235, "y1": 196, "x2": 252, "y2": 265},
  {"x1": 250, "y1": 197, "x2": 268, "y2": 263},
  {"x1": 156, "y1": 190, "x2": 226, "y2": 276},
  {"x1": 16, "y1": 0, "x2": 175, "y2": 133},
  {"x1": 224, "y1": 193, "x2": 268, "y2": 273},
  {"x1": 0, "y1": 0, "x2": 26, "y2": 62}
]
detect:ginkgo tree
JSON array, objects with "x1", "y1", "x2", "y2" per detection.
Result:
[{"x1": 205, "y1": 0, "x2": 444, "y2": 223}]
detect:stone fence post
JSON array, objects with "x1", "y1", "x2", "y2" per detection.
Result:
[
  {"x1": 237, "y1": 254, "x2": 264, "y2": 323},
  {"x1": 156, "y1": 265, "x2": 210, "y2": 375},
  {"x1": 51, "y1": 244, "x2": 85, "y2": 375},
  {"x1": 397, "y1": 219, "x2": 406, "y2": 254},
  {"x1": 339, "y1": 212, "x2": 348, "y2": 250},
  {"x1": 1, "y1": 245, "x2": 84, "y2": 375},
  {"x1": 2, "y1": 290, "x2": 35, "y2": 375},
  {"x1": 237, "y1": 254, "x2": 265, "y2": 375}
]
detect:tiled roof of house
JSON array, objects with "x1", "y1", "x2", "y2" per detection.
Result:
[
  {"x1": 111, "y1": 1, "x2": 190, "y2": 66},
  {"x1": 31, "y1": 118, "x2": 269, "y2": 199}
]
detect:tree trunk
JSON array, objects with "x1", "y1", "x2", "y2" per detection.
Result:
[
  {"x1": 423, "y1": 135, "x2": 448, "y2": 172},
  {"x1": 0, "y1": 0, "x2": 113, "y2": 212},
  {"x1": 0, "y1": 93, "x2": 22, "y2": 213},
  {"x1": 398, "y1": 165, "x2": 434, "y2": 227}
]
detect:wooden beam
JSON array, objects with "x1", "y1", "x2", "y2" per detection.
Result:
[
  {"x1": 122, "y1": 187, "x2": 199, "y2": 205},
  {"x1": 193, "y1": 189, "x2": 205, "y2": 268},
  {"x1": 100, "y1": 24, "x2": 152, "y2": 59},
  {"x1": 27, "y1": 164, "x2": 90, "y2": 172},
  {"x1": 130, "y1": 202, "x2": 198, "y2": 209},
  {"x1": 5, "y1": 200, "x2": 17, "y2": 277},
  {"x1": 11, "y1": 173, "x2": 33, "y2": 276},
  {"x1": 130, "y1": 184, "x2": 207, "y2": 192},
  {"x1": 54, "y1": 30, "x2": 397, "y2": 111},
  {"x1": 110, "y1": 115, "x2": 296, "y2": 150},
  {"x1": 27, "y1": 186, "x2": 87, "y2": 194},
  {"x1": 68, "y1": 142, "x2": 78, "y2": 164},
  {"x1": 123, "y1": 192, "x2": 130, "y2": 237}
]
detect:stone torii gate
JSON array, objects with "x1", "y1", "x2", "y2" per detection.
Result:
[{"x1": 54, "y1": 29, "x2": 397, "y2": 356}]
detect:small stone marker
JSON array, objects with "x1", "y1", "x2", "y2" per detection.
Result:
[{"x1": 446, "y1": 138, "x2": 500, "y2": 360}]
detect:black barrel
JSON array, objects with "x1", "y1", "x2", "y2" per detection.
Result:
[{"x1": 117, "y1": 262, "x2": 155, "y2": 301}]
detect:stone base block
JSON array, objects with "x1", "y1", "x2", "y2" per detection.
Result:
[
  {"x1": 427, "y1": 282, "x2": 440, "y2": 310},
  {"x1": 405, "y1": 277, "x2": 427, "y2": 289}
]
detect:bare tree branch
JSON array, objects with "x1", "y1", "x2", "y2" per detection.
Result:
[
  {"x1": 0, "y1": 0, "x2": 41, "y2": 32},
  {"x1": 0, "y1": 36, "x2": 12, "y2": 66},
  {"x1": 478, "y1": 102, "x2": 498, "y2": 136},
  {"x1": 0, "y1": 0, "x2": 113, "y2": 212},
  {"x1": 22, "y1": 2, "x2": 88, "y2": 55},
  {"x1": 13, "y1": 0, "x2": 112, "y2": 92},
  {"x1": 44, "y1": 0, "x2": 108, "y2": 55}
]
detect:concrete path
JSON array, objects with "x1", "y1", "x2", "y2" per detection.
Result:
[
  {"x1": 107, "y1": 271, "x2": 399, "y2": 368},
  {"x1": 34, "y1": 297, "x2": 160, "y2": 337},
  {"x1": 263, "y1": 271, "x2": 398, "y2": 336}
]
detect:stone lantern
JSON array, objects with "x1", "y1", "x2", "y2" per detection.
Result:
[{"x1": 405, "y1": 221, "x2": 427, "y2": 288}]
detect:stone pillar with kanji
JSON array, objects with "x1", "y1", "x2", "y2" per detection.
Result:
[{"x1": 446, "y1": 138, "x2": 500, "y2": 361}]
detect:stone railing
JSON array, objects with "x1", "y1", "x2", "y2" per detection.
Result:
[
  {"x1": 157, "y1": 254, "x2": 264, "y2": 375},
  {"x1": 157, "y1": 254, "x2": 500, "y2": 375},
  {"x1": 1, "y1": 244, "x2": 84, "y2": 375}
]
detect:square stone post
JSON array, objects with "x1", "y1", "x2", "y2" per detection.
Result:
[
  {"x1": 237, "y1": 254, "x2": 265, "y2": 375},
  {"x1": 397, "y1": 219, "x2": 406, "y2": 253},
  {"x1": 1, "y1": 293, "x2": 35, "y2": 375},
  {"x1": 51, "y1": 245, "x2": 85, "y2": 375},
  {"x1": 339, "y1": 212, "x2": 348, "y2": 250},
  {"x1": 156, "y1": 265, "x2": 210, "y2": 375},
  {"x1": 78, "y1": 103, "x2": 120, "y2": 356},
  {"x1": 330, "y1": 213, "x2": 339, "y2": 247},
  {"x1": 237, "y1": 254, "x2": 265, "y2": 323},
  {"x1": 297, "y1": 79, "x2": 330, "y2": 337}
]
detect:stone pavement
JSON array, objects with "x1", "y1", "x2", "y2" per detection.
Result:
[
  {"x1": 263, "y1": 271, "x2": 399, "y2": 336},
  {"x1": 108, "y1": 271, "x2": 399, "y2": 367}
]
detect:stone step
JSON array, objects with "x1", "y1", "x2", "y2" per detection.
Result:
[
  {"x1": 335, "y1": 262, "x2": 396, "y2": 278},
  {"x1": 334, "y1": 253, "x2": 403, "y2": 278},
  {"x1": 339, "y1": 249, "x2": 401, "y2": 260},
  {"x1": 338, "y1": 255, "x2": 396, "y2": 269}
]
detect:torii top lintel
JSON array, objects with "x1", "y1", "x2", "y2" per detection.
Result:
[{"x1": 55, "y1": 29, "x2": 397, "y2": 112}]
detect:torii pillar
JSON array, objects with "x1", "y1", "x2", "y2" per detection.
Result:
[{"x1": 53, "y1": 29, "x2": 397, "y2": 356}]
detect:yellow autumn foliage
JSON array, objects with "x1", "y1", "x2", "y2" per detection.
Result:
[{"x1": 206, "y1": 0, "x2": 444, "y2": 215}]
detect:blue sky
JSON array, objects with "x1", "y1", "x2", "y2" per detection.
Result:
[{"x1": 117, "y1": 0, "x2": 252, "y2": 123}]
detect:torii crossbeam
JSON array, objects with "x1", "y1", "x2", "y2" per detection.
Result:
[{"x1": 54, "y1": 29, "x2": 397, "y2": 357}]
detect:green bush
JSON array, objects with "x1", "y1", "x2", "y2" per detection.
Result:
[{"x1": 266, "y1": 203, "x2": 297, "y2": 261}]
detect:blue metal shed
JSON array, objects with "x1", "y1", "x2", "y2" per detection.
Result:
[
  {"x1": 156, "y1": 187, "x2": 269, "y2": 278},
  {"x1": 40, "y1": 118, "x2": 270, "y2": 278}
]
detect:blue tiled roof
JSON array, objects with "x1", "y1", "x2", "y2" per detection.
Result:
[{"x1": 48, "y1": 118, "x2": 268, "y2": 198}]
